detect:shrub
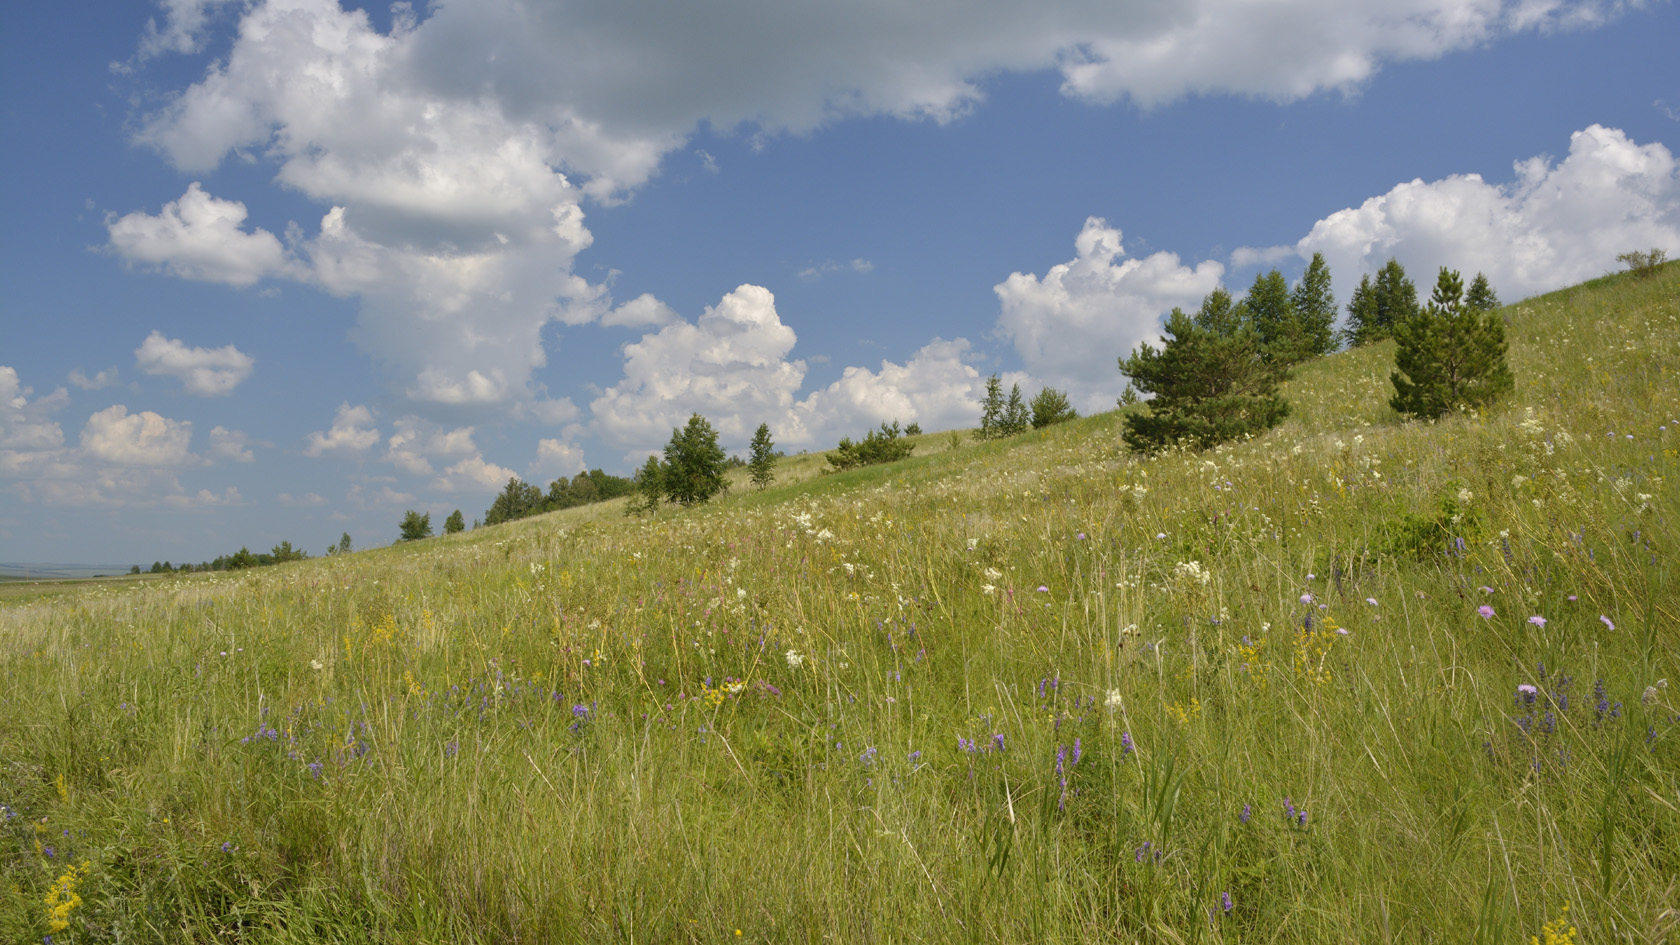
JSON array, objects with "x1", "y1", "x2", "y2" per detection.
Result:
[
  {"x1": 1029, "y1": 387, "x2": 1078, "y2": 428},
  {"x1": 1617, "y1": 248, "x2": 1668, "y2": 278},
  {"x1": 828, "y1": 420, "x2": 915, "y2": 470}
]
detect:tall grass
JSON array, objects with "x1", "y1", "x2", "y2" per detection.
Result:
[{"x1": 3, "y1": 266, "x2": 1677, "y2": 943}]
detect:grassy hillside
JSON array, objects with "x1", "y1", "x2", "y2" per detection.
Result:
[{"x1": 3, "y1": 265, "x2": 1676, "y2": 943}]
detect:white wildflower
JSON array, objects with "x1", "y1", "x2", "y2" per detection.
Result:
[
  {"x1": 1105, "y1": 689, "x2": 1124, "y2": 709},
  {"x1": 786, "y1": 649, "x2": 804, "y2": 669},
  {"x1": 1174, "y1": 560, "x2": 1211, "y2": 586},
  {"x1": 981, "y1": 584, "x2": 997, "y2": 595}
]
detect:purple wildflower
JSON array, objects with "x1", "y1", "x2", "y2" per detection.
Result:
[
  {"x1": 1527, "y1": 615, "x2": 1547, "y2": 627},
  {"x1": 1221, "y1": 891, "x2": 1234, "y2": 914},
  {"x1": 1600, "y1": 615, "x2": 1615, "y2": 631},
  {"x1": 1239, "y1": 803, "x2": 1251, "y2": 824},
  {"x1": 1477, "y1": 605, "x2": 1495, "y2": 619},
  {"x1": 1072, "y1": 737, "x2": 1082, "y2": 766},
  {"x1": 993, "y1": 733, "x2": 1006, "y2": 752},
  {"x1": 1120, "y1": 731, "x2": 1134, "y2": 756},
  {"x1": 1299, "y1": 593, "x2": 1314, "y2": 604}
]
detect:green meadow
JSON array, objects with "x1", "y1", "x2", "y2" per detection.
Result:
[{"x1": 3, "y1": 266, "x2": 1677, "y2": 943}]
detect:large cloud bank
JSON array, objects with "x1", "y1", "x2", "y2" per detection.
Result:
[{"x1": 109, "y1": 0, "x2": 1631, "y2": 419}]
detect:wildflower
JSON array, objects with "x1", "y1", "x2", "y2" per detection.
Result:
[
  {"x1": 1239, "y1": 803, "x2": 1251, "y2": 824},
  {"x1": 1366, "y1": 598, "x2": 1378, "y2": 606},
  {"x1": 993, "y1": 733, "x2": 1006, "y2": 752},
  {"x1": 1528, "y1": 615, "x2": 1547, "y2": 627},
  {"x1": 1120, "y1": 731, "x2": 1134, "y2": 756},
  {"x1": 1299, "y1": 593, "x2": 1314, "y2": 604},
  {"x1": 1105, "y1": 688, "x2": 1123, "y2": 709},
  {"x1": 43, "y1": 861, "x2": 87, "y2": 933},
  {"x1": 1221, "y1": 891, "x2": 1234, "y2": 914},
  {"x1": 1477, "y1": 605, "x2": 1496, "y2": 619},
  {"x1": 1531, "y1": 902, "x2": 1577, "y2": 945},
  {"x1": 1600, "y1": 615, "x2": 1615, "y2": 631},
  {"x1": 1479, "y1": 586, "x2": 1494, "y2": 594},
  {"x1": 1567, "y1": 595, "x2": 1577, "y2": 602},
  {"x1": 1037, "y1": 585, "x2": 1049, "y2": 593},
  {"x1": 1071, "y1": 737, "x2": 1082, "y2": 765},
  {"x1": 1517, "y1": 684, "x2": 1538, "y2": 704},
  {"x1": 785, "y1": 649, "x2": 805, "y2": 669}
]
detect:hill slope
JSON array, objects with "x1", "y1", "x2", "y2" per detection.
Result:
[{"x1": 2, "y1": 266, "x2": 1677, "y2": 943}]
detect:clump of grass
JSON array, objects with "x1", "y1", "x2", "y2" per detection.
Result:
[{"x1": 2, "y1": 266, "x2": 1677, "y2": 942}]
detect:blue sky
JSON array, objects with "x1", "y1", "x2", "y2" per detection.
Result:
[{"x1": 3, "y1": 0, "x2": 1677, "y2": 567}]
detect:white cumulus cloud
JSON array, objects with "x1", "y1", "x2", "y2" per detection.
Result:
[
  {"x1": 591, "y1": 284, "x2": 806, "y2": 453},
  {"x1": 994, "y1": 217, "x2": 1224, "y2": 412},
  {"x1": 207, "y1": 426, "x2": 256, "y2": 462},
  {"x1": 80, "y1": 405, "x2": 195, "y2": 467},
  {"x1": 134, "y1": 331, "x2": 255, "y2": 396},
  {"x1": 432, "y1": 455, "x2": 518, "y2": 493},
  {"x1": 382, "y1": 417, "x2": 478, "y2": 475},
  {"x1": 68, "y1": 367, "x2": 119, "y2": 391},
  {"x1": 530, "y1": 438, "x2": 587, "y2": 480},
  {"x1": 107, "y1": 183, "x2": 291, "y2": 287},
  {"x1": 1, "y1": 367, "x2": 69, "y2": 452},
  {"x1": 1291, "y1": 124, "x2": 1680, "y2": 303},
  {"x1": 303, "y1": 403, "x2": 380, "y2": 457},
  {"x1": 592, "y1": 285, "x2": 991, "y2": 459}
]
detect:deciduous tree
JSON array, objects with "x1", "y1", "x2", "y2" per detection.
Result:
[{"x1": 663, "y1": 413, "x2": 728, "y2": 505}]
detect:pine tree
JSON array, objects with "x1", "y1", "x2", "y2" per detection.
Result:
[
  {"x1": 977, "y1": 374, "x2": 1004, "y2": 440},
  {"x1": 1390, "y1": 267, "x2": 1514, "y2": 419},
  {"x1": 1345, "y1": 258, "x2": 1419, "y2": 347},
  {"x1": 748, "y1": 422, "x2": 778, "y2": 490},
  {"x1": 1119, "y1": 308, "x2": 1289, "y2": 453},
  {"x1": 1001, "y1": 383, "x2": 1030, "y2": 436},
  {"x1": 1193, "y1": 286, "x2": 1241, "y2": 336},
  {"x1": 1240, "y1": 268, "x2": 1308, "y2": 365},
  {"x1": 1465, "y1": 272, "x2": 1499, "y2": 311},
  {"x1": 1291, "y1": 252, "x2": 1337, "y2": 357},
  {"x1": 662, "y1": 413, "x2": 728, "y2": 505}
]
